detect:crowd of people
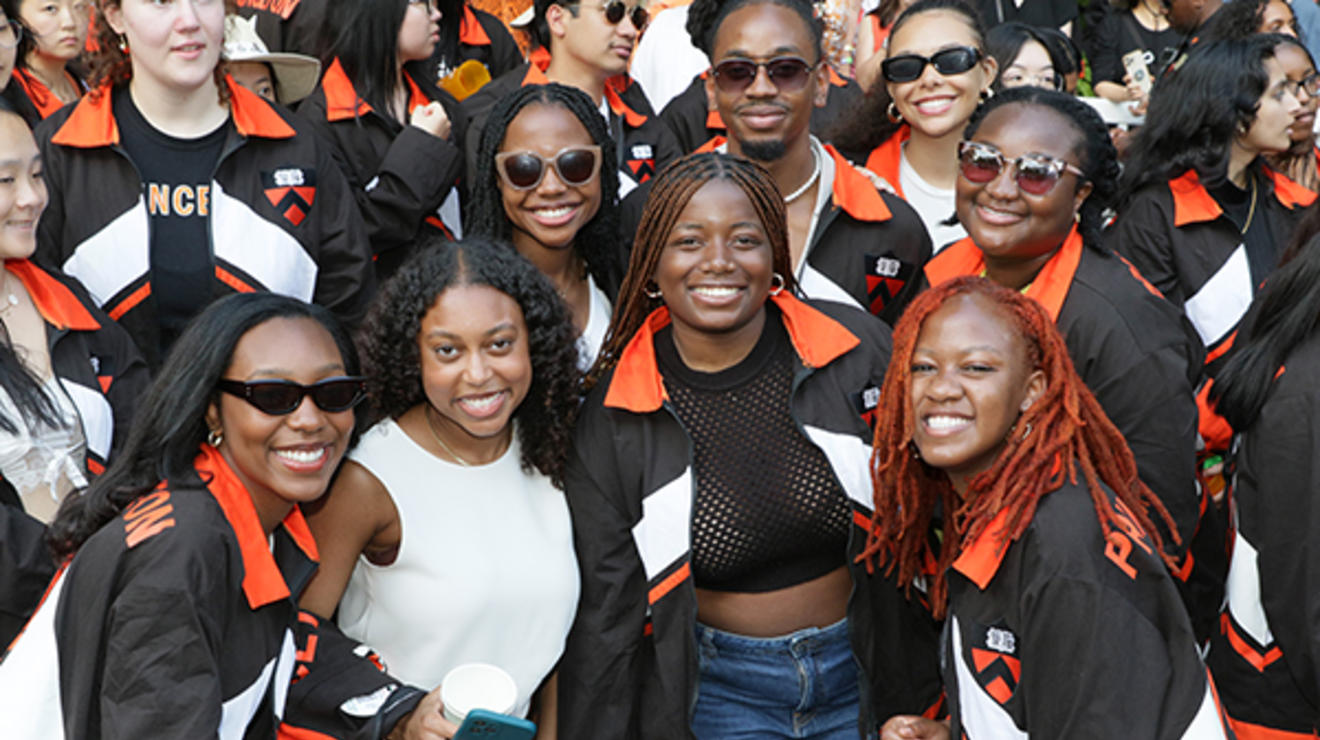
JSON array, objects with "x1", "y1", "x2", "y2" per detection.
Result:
[{"x1": 0, "y1": 0, "x2": 1315, "y2": 737}]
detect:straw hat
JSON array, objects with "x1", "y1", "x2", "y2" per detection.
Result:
[{"x1": 223, "y1": 15, "x2": 321, "y2": 105}]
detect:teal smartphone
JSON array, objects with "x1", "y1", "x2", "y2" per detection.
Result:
[{"x1": 452, "y1": 709, "x2": 537, "y2": 740}]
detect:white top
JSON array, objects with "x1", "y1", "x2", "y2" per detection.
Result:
[
  {"x1": 578, "y1": 274, "x2": 611, "y2": 372},
  {"x1": 899, "y1": 147, "x2": 967, "y2": 253},
  {"x1": 337, "y1": 419, "x2": 580, "y2": 718},
  {"x1": 629, "y1": 5, "x2": 711, "y2": 112},
  {"x1": 3, "y1": 377, "x2": 88, "y2": 524}
]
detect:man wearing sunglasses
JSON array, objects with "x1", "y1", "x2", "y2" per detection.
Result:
[
  {"x1": 620, "y1": 0, "x2": 931, "y2": 327},
  {"x1": 462, "y1": 0, "x2": 680, "y2": 198}
]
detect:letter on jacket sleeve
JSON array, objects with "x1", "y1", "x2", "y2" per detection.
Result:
[{"x1": 559, "y1": 425, "x2": 650, "y2": 740}]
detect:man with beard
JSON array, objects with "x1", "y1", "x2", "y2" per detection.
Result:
[{"x1": 621, "y1": 0, "x2": 931, "y2": 326}]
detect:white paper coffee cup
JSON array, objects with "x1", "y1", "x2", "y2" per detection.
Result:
[{"x1": 440, "y1": 663, "x2": 518, "y2": 725}]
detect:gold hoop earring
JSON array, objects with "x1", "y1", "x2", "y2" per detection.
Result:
[
  {"x1": 207, "y1": 428, "x2": 223, "y2": 448},
  {"x1": 887, "y1": 101, "x2": 903, "y2": 124},
  {"x1": 644, "y1": 282, "x2": 662, "y2": 300},
  {"x1": 769, "y1": 273, "x2": 785, "y2": 296}
]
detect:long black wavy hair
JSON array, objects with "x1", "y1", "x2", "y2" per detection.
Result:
[
  {"x1": 1212, "y1": 226, "x2": 1320, "y2": 428},
  {"x1": 322, "y1": 0, "x2": 412, "y2": 123},
  {"x1": 465, "y1": 83, "x2": 622, "y2": 292},
  {"x1": 961, "y1": 86, "x2": 1120, "y2": 251},
  {"x1": 1199, "y1": 0, "x2": 1295, "y2": 42},
  {"x1": 358, "y1": 236, "x2": 581, "y2": 487},
  {"x1": 826, "y1": 0, "x2": 987, "y2": 155},
  {"x1": 47, "y1": 293, "x2": 361, "y2": 560},
  {"x1": 1121, "y1": 36, "x2": 1279, "y2": 199},
  {"x1": 685, "y1": 0, "x2": 823, "y2": 59}
]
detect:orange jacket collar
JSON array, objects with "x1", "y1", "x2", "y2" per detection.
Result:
[
  {"x1": 530, "y1": 46, "x2": 552, "y2": 72},
  {"x1": 459, "y1": 4, "x2": 492, "y2": 46},
  {"x1": 1170, "y1": 168, "x2": 1317, "y2": 227},
  {"x1": 52, "y1": 76, "x2": 293, "y2": 148},
  {"x1": 825, "y1": 143, "x2": 892, "y2": 222},
  {"x1": 863, "y1": 125, "x2": 910, "y2": 199},
  {"x1": 6, "y1": 260, "x2": 99, "y2": 331},
  {"x1": 322, "y1": 58, "x2": 428, "y2": 122},
  {"x1": 925, "y1": 225, "x2": 1084, "y2": 322},
  {"x1": 603, "y1": 291, "x2": 861, "y2": 413},
  {"x1": 13, "y1": 68, "x2": 75, "y2": 119},
  {"x1": 195, "y1": 444, "x2": 319, "y2": 610},
  {"x1": 950, "y1": 506, "x2": 1013, "y2": 589}
]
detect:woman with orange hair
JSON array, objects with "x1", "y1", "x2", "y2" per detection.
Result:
[{"x1": 869, "y1": 276, "x2": 1228, "y2": 739}]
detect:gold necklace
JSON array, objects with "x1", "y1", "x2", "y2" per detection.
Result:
[
  {"x1": 1241, "y1": 175, "x2": 1258, "y2": 235},
  {"x1": 424, "y1": 405, "x2": 471, "y2": 467}
]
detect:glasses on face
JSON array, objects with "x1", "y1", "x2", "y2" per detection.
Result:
[
  {"x1": 881, "y1": 46, "x2": 982, "y2": 83},
  {"x1": 495, "y1": 145, "x2": 602, "y2": 191},
  {"x1": 1283, "y1": 72, "x2": 1320, "y2": 99},
  {"x1": 957, "y1": 140, "x2": 1086, "y2": 195},
  {"x1": 571, "y1": 0, "x2": 649, "y2": 30},
  {"x1": 999, "y1": 69, "x2": 1062, "y2": 91},
  {"x1": 0, "y1": 20, "x2": 21, "y2": 50},
  {"x1": 217, "y1": 377, "x2": 368, "y2": 416},
  {"x1": 711, "y1": 56, "x2": 816, "y2": 93}
]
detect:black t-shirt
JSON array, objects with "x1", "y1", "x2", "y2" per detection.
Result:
[
  {"x1": 1087, "y1": 10, "x2": 1186, "y2": 85},
  {"x1": 1209, "y1": 171, "x2": 1284, "y2": 289},
  {"x1": 113, "y1": 89, "x2": 229, "y2": 358}
]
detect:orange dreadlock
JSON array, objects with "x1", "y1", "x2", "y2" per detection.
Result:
[
  {"x1": 584, "y1": 152, "x2": 798, "y2": 390},
  {"x1": 857, "y1": 276, "x2": 1179, "y2": 618}
]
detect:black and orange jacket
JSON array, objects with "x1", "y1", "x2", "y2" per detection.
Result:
[
  {"x1": 925, "y1": 229, "x2": 1206, "y2": 564},
  {"x1": 460, "y1": 48, "x2": 683, "y2": 193},
  {"x1": 559, "y1": 294, "x2": 944, "y2": 738},
  {"x1": 657, "y1": 67, "x2": 864, "y2": 155},
  {"x1": 9, "y1": 68, "x2": 83, "y2": 125},
  {"x1": 297, "y1": 57, "x2": 466, "y2": 281},
  {"x1": 34, "y1": 77, "x2": 375, "y2": 371},
  {"x1": 620, "y1": 138, "x2": 931, "y2": 327},
  {"x1": 862, "y1": 124, "x2": 910, "y2": 197},
  {"x1": 0, "y1": 445, "x2": 425, "y2": 739},
  {"x1": 1107, "y1": 168, "x2": 1315, "y2": 371},
  {"x1": 1205, "y1": 333, "x2": 1320, "y2": 740},
  {"x1": 416, "y1": 4, "x2": 524, "y2": 85},
  {"x1": 943, "y1": 476, "x2": 1232, "y2": 738},
  {"x1": 0, "y1": 259, "x2": 148, "y2": 650}
]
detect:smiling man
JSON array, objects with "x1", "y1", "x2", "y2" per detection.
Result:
[{"x1": 679, "y1": 0, "x2": 932, "y2": 326}]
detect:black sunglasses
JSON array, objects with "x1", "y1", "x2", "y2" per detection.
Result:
[
  {"x1": 217, "y1": 377, "x2": 367, "y2": 415},
  {"x1": 571, "y1": 0, "x2": 648, "y2": 30},
  {"x1": 881, "y1": 46, "x2": 982, "y2": 83},
  {"x1": 495, "y1": 145, "x2": 602, "y2": 190},
  {"x1": 711, "y1": 56, "x2": 815, "y2": 93},
  {"x1": 957, "y1": 140, "x2": 1085, "y2": 196}
]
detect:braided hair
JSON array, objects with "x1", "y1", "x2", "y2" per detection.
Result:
[
  {"x1": 858, "y1": 276, "x2": 1178, "y2": 618},
  {"x1": 585, "y1": 152, "x2": 798, "y2": 389},
  {"x1": 465, "y1": 83, "x2": 622, "y2": 293},
  {"x1": 962, "y1": 86, "x2": 1119, "y2": 251},
  {"x1": 685, "y1": 0, "x2": 823, "y2": 59}
]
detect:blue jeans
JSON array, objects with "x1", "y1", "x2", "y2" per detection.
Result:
[{"x1": 692, "y1": 618, "x2": 863, "y2": 739}]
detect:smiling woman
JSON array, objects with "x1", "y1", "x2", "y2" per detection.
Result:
[
  {"x1": 866, "y1": 277, "x2": 1227, "y2": 740},
  {"x1": 466, "y1": 82, "x2": 623, "y2": 369},
  {"x1": 294, "y1": 237, "x2": 583, "y2": 738},
  {"x1": 925, "y1": 86, "x2": 1208, "y2": 633},
  {"x1": 560, "y1": 152, "x2": 928, "y2": 739}
]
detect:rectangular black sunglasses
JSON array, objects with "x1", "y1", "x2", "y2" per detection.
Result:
[{"x1": 217, "y1": 377, "x2": 368, "y2": 415}]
